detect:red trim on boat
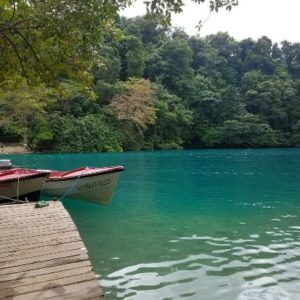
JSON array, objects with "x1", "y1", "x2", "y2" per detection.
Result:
[
  {"x1": 47, "y1": 166, "x2": 124, "y2": 181},
  {"x1": 0, "y1": 169, "x2": 49, "y2": 183}
]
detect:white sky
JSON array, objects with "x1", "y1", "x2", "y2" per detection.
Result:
[{"x1": 121, "y1": 0, "x2": 300, "y2": 43}]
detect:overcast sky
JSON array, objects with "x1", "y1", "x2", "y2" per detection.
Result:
[{"x1": 121, "y1": 0, "x2": 300, "y2": 43}]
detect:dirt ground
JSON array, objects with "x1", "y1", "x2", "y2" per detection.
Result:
[{"x1": 0, "y1": 143, "x2": 32, "y2": 154}]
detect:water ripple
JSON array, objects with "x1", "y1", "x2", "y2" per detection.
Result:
[{"x1": 101, "y1": 229, "x2": 300, "y2": 300}]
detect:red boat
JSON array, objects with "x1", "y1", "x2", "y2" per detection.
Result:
[
  {"x1": 0, "y1": 168, "x2": 49, "y2": 203},
  {"x1": 42, "y1": 166, "x2": 124, "y2": 205}
]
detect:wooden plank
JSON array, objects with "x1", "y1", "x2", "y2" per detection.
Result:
[
  {"x1": 0, "y1": 265, "x2": 92, "y2": 290},
  {"x1": 46, "y1": 287, "x2": 105, "y2": 300},
  {"x1": 0, "y1": 239, "x2": 83, "y2": 259},
  {"x1": 0, "y1": 205, "x2": 66, "y2": 216},
  {"x1": 0, "y1": 254, "x2": 84, "y2": 276},
  {"x1": 0, "y1": 217, "x2": 75, "y2": 231},
  {"x1": 0, "y1": 232, "x2": 81, "y2": 254},
  {"x1": 0, "y1": 228, "x2": 77, "y2": 244},
  {"x1": 0, "y1": 224, "x2": 76, "y2": 243},
  {"x1": 0, "y1": 249, "x2": 86, "y2": 270},
  {"x1": 0, "y1": 221, "x2": 75, "y2": 237},
  {"x1": 0, "y1": 272, "x2": 96, "y2": 298},
  {"x1": 0, "y1": 202, "x2": 103, "y2": 299},
  {"x1": 38, "y1": 280, "x2": 103, "y2": 300},
  {"x1": 0, "y1": 204, "x2": 64, "y2": 212},
  {"x1": 0, "y1": 222, "x2": 76, "y2": 238},
  {"x1": 0, "y1": 230, "x2": 79, "y2": 251},
  {"x1": 0, "y1": 216, "x2": 72, "y2": 230},
  {"x1": 44, "y1": 280, "x2": 104, "y2": 300},
  {"x1": 4, "y1": 280, "x2": 103, "y2": 300},
  {"x1": 0, "y1": 241, "x2": 85, "y2": 263},
  {"x1": 0, "y1": 220, "x2": 74, "y2": 235},
  {"x1": 0, "y1": 209, "x2": 68, "y2": 220},
  {"x1": 0, "y1": 260, "x2": 91, "y2": 283},
  {"x1": 0, "y1": 211, "x2": 68, "y2": 222},
  {"x1": 0, "y1": 230, "x2": 80, "y2": 252},
  {"x1": 0, "y1": 207, "x2": 68, "y2": 220},
  {"x1": 0, "y1": 202, "x2": 63, "y2": 211}
]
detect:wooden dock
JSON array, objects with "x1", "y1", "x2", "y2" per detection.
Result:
[{"x1": 0, "y1": 201, "x2": 104, "y2": 299}]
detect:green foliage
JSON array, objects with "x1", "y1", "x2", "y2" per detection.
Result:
[
  {"x1": 221, "y1": 114, "x2": 281, "y2": 147},
  {"x1": 148, "y1": 84, "x2": 193, "y2": 149},
  {"x1": 146, "y1": 38, "x2": 194, "y2": 97},
  {"x1": 3, "y1": 2, "x2": 300, "y2": 152},
  {"x1": 201, "y1": 114, "x2": 281, "y2": 148},
  {"x1": 243, "y1": 78, "x2": 298, "y2": 131},
  {"x1": 0, "y1": 77, "x2": 54, "y2": 144},
  {"x1": 126, "y1": 35, "x2": 145, "y2": 78},
  {"x1": 281, "y1": 41, "x2": 300, "y2": 79},
  {"x1": 93, "y1": 46, "x2": 122, "y2": 84},
  {"x1": 290, "y1": 121, "x2": 300, "y2": 146},
  {"x1": 0, "y1": 0, "x2": 129, "y2": 85},
  {"x1": 51, "y1": 115, "x2": 123, "y2": 153},
  {"x1": 127, "y1": 16, "x2": 168, "y2": 45},
  {"x1": 92, "y1": 45, "x2": 122, "y2": 105},
  {"x1": 53, "y1": 80, "x2": 97, "y2": 117},
  {"x1": 1, "y1": 1, "x2": 232, "y2": 85},
  {"x1": 202, "y1": 127, "x2": 223, "y2": 147}
]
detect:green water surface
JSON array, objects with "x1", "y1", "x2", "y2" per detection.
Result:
[{"x1": 4, "y1": 149, "x2": 300, "y2": 299}]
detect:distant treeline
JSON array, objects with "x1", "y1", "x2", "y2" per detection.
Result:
[{"x1": 1, "y1": 16, "x2": 300, "y2": 152}]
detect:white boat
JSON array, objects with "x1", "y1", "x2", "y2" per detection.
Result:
[
  {"x1": 0, "y1": 168, "x2": 49, "y2": 202},
  {"x1": 0, "y1": 159, "x2": 13, "y2": 169},
  {"x1": 42, "y1": 166, "x2": 124, "y2": 205}
]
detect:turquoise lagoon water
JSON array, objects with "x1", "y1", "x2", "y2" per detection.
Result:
[{"x1": 3, "y1": 149, "x2": 300, "y2": 299}]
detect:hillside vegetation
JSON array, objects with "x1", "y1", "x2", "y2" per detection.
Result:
[{"x1": 1, "y1": 14, "x2": 300, "y2": 152}]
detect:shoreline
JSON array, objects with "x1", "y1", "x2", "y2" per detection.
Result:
[
  {"x1": 0, "y1": 144, "x2": 299, "y2": 155},
  {"x1": 0, "y1": 144, "x2": 32, "y2": 154}
]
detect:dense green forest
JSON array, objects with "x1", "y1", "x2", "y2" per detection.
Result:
[{"x1": 1, "y1": 4, "x2": 300, "y2": 152}]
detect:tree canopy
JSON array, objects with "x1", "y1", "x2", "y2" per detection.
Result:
[
  {"x1": 2, "y1": 1, "x2": 300, "y2": 153},
  {"x1": 0, "y1": 0, "x2": 130, "y2": 85},
  {"x1": 0, "y1": 0, "x2": 238, "y2": 85}
]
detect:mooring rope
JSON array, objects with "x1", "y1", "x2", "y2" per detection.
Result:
[
  {"x1": 58, "y1": 169, "x2": 86, "y2": 201},
  {"x1": 17, "y1": 176, "x2": 20, "y2": 200},
  {"x1": 0, "y1": 195, "x2": 27, "y2": 205}
]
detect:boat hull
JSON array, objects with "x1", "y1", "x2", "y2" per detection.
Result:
[
  {"x1": 42, "y1": 170, "x2": 122, "y2": 205},
  {"x1": 0, "y1": 173, "x2": 48, "y2": 202}
]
